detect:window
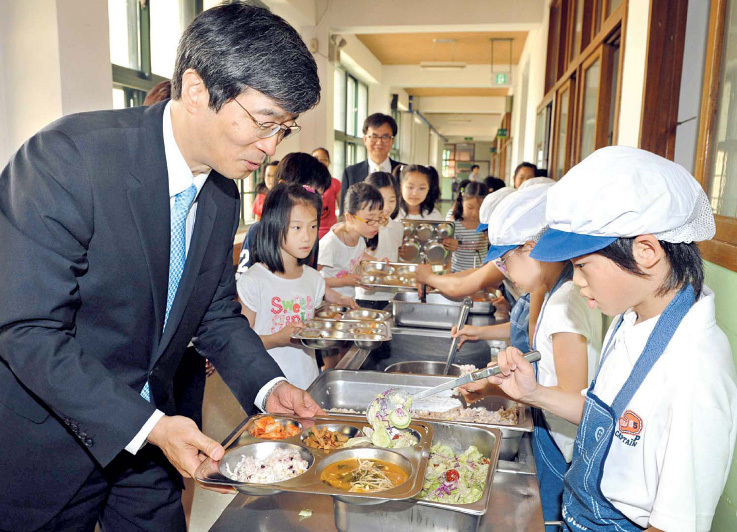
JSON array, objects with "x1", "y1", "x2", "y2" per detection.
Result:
[
  {"x1": 539, "y1": 0, "x2": 625, "y2": 177},
  {"x1": 553, "y1": 80, "x2": 574, "y2": 178},
  {"x1": 334, "y1": 68, "x2": 369, "y2": 177},
  {"x1": 535, "y1": 101, "x2": 552, "y2": 171},
  {"x1": 695, "y1": 0, "x2": 737, "y2": 270},
  {"x1": 108, "y1": 0, "x2": 260, "y2": 227}
]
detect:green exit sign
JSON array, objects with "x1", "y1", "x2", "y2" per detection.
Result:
[
  {"x1": 464, "y1": 136, "x2": 474, "y2": 141},
  {"x1": 490, "y1": 147, "x2": 497, "y2": 154},
  {"x1": 497, "y1": 128, "x2": 509, "y2": 138},
  {"x1": 495, "y1": 73, "x2": 507, "y2": 84}
]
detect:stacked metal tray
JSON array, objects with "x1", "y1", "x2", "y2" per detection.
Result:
[
  {"x1": 294, "y1": 319, "x2": 392, "y2": 350},
  {"x1": 291, "y1": 305, "x2": 393, "y2": 350},
  {"x1": 400, "y1": 219, "x2": 455, "y2": 265},
  {"x1": 307, "y1": 370, "x2": 532, "y2": 461},
  {"x1": 194, "y1": 414, "x2": 433, "y2": 504},
  {"x1": 355, "y1": 260, "x2": 419, "y2": 291}
]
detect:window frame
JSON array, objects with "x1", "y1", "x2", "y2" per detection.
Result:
[
  {"x1": 537, "y1": 0, "x2": 626, "y2": 176},
  {"x1": 333, "y1": 67, "x2": 370, "y2": 179},
  {"x1": 694, "y1": 0, "x2": 737, "y2": 271},
  {"x1": 552, "y1": 77, "x2": 575, "y2": 179}
]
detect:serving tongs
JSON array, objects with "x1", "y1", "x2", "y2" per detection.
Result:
[
  {"x1": 367, "y1": 351, "x2": 541, "y2": 415},
  {"x1": 442, "y1": 297, "x2": 473, "y2": 375}
]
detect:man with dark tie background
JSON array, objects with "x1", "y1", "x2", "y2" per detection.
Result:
[
  {"x1": 339, "y1": 112, "x2": 403, "y2": 214},
  {"x1": 0, "y1": 5, "x2": 324, "y2": 531}
]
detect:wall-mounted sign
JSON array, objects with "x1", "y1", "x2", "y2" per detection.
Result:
[
  {"x1": 490, "y1": 147, "x2": 497, "y2": 154},
  {"x1": 464, "y1": 137, "x2": 474, "y2": 141},
  {"x1": 497, "y1": 128, "x2": 509, "y2": 138}
]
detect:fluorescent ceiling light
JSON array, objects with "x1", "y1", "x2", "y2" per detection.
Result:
[{"x1": 420, "y1": 61, "x2": 467, "y2": 71}]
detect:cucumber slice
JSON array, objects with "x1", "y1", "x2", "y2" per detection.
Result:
[
  {"x1": 389, "y1": 408, "x2": 411, "y2": 429},
  {"x1": 371, "y1": 424, "x2": 391, "y2": 447}
]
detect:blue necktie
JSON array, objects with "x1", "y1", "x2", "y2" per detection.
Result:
[{"x1": 141, "y1": 184, "x2": 198, "y2": 402}]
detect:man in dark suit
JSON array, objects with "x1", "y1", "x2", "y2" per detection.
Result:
[
  {"x1": 339, "y1": 113, "x2": 402, "y2": 214},
  {"x1": 0, "y1": 5, "x2": 324, "y2": 531}
]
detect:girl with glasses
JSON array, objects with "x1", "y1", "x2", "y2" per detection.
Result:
[
  {"x1": 318, "y1": 182, "x2": 383, "y2": 298},
  {"x1": 457, "y1": 183, "x2": 603, "y2": 530}
]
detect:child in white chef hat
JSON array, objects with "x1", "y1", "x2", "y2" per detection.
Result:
[
  {"x1": 457, "y1": 183, "x2": 603, "y2": 529},
  {"x1": 485, "y1": 146, "x2": 737, "y2": 532},
  {"x1": 415, "y1": 186, "x2": 535, "y2": 350}
]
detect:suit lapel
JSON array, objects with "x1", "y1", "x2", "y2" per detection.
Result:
[
  {"x1": 127, "y1": 102, "x2": 170, "y2": 343},
  {"x1": 155, "y1": 179, "x2": 216, "y2": 361}
]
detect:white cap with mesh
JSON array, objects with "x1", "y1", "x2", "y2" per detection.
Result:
[
  {"x1": 519, "y1": 177, "x2": 556, "y2": 189},
  {"x1": 483, "y1": 183, "x2": 553, "y2": 262},
  {"x1": 530, "y1": 146, "x2": 715, "y2": 262},
  {"x1": 475, "y1": 187, "x2": 515, "y2": 233}
]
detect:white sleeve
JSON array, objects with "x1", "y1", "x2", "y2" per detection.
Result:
[
  {"x1": 236, "y1": 269, "x2": 260, "y2": 312},
  {"x1": 318, "y1": 236, "x2": 336, "y2": 269},
  {"x1": 315, "y1": 270, "x2": 326, "y2": 304},
  {"x1": 648, "y1": 365, "x2": 737, "y2": 532},
  {"x1": 545, "y1": 285, "x2": 597, "y2": 342},
  {"x1": 125, "y1": 409, "x2": 165, "y2": 454}
]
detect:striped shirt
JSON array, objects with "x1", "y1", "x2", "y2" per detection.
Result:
[{"x1": 450, "y1": 220, "x2": 489, "y2": 272}]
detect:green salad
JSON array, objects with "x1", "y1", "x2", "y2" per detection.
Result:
[{"x1": 418, "y1": 444, "x2": 490, "y2": 504}]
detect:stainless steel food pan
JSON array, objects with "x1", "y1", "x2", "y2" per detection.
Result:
[
  {"x1": 308, "y1": 370, "x2": 531, "y2": 461},
  {"x1": 392, "y1": 292, "x2": 493, "y2": 329}
]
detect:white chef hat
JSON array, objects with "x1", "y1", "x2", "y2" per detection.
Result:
[
  {"x1": 530, "y1": 146, "x2": 715, "y2": 262},
  {"x1": 519, "y1": 176, "x2": 556, "y2": 189},
  {"x1": 475, "y1": 187, "x2": 515, "y2": 232},
  {"x1": 483, "y1": 183, "x2": 553, "y2": 262}
]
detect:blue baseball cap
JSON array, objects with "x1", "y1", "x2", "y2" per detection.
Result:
[
  {"x1": 529, "y1": 229, "x2": 617, "y2": 262},
  {"x1": 483, "y1": 244, "x2": 517, "y2": 263}
]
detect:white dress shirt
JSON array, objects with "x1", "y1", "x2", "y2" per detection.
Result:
[
  {"x1": 126, "y1": 102, "x2": 283, "y2": 454},
  {"x1": 367, "y1": 157, "x2": 392, "y2": 177}
]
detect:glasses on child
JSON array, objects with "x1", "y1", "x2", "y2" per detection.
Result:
[
  {"x1": 352, "y1": 214, "x2": 384, "y2": 227},
  {"x1": 493, "y1": 247, "x2": 520, "y2": 275}
]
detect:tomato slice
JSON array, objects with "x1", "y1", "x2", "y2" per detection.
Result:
[{"x1": 445, "y1": 469, "x2": 460, "y2": 482}]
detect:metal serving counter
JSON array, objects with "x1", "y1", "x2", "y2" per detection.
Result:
[{"x1": 209, "y1": 435, "x2": 543, "y2": 532}]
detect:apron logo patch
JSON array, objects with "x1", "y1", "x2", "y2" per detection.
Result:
[{"x1": 615, "y1": 410, "x2": 643, "y2": 447}]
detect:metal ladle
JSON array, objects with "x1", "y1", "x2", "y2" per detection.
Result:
[{"x1": 443, "y1": 297, "x2": 473, "y2": 375}]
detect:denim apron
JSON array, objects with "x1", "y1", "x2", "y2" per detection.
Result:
[
  {"x1": 531, "y1": 264, "x2": 574, "y2": 531},
  {"x1": 561, "y1": 285, "x2": 695, "y2": 531},
  {"x1": 509, "y1": 292, "x2": 531, "y2": 353}
]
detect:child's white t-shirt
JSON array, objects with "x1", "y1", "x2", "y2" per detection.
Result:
[
  {"x1": 236, "y1": 263, "x2": 325, "y2": 390},
  {"x1": 398, "y1": 208, "x2": 444, "y2": 221},
  {"x1": 318, "y1": 227, "x2": 367, "y2": 297},
  {"x1": 533, "y1": 279, "x2": 603, "y2": 462},
  {"x1": 356, "y1": 218, "x2": 404, "y2": 302},
  {"x1": 589, "y1": 286, "x2": 737, "y2": 532}
]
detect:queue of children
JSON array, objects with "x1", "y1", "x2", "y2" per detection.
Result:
[{"x1": 236, "y1": 141, "x2": 737, "y2": 532}]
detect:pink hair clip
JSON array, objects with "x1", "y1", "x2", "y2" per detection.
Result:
[{"x1": 302, "y1": 185, "x2": 316, "y2": 194}]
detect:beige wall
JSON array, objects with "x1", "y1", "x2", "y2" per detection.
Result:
[{"x1": 0, "y1": 0, "x2": 112, "y2": 164}]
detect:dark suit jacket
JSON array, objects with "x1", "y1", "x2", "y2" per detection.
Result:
[
  {"x1": 0, "y1": 101, "x2": 284, "y2": 530},
  {"x1": 339, "y1": 158, "x2": 402, "y2": 214}
]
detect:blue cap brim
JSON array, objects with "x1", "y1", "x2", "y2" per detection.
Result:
[
  {"x1": 529, "y1": 229, "x2": 618, "y2": 262},
  {"x1": 483, "y1": 244, "x2": 517, "y2": 263},
  {"x1": 475, "y1": 223, "x2": 488, "y2": 233}
]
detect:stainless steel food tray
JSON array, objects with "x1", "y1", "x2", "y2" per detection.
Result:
[
  {"x1": 400, "y1": 219, "x2": 455, "y2": 265},
  {"x1": 335, "y1": 421, "x2": 502, "y2": 532},
  {"x1": 293, "y1": 319, "x2": 392, "y2": 349},
  {"x1": 392, "y1": 292, "x2": 494, "y2": 329},
  {"x1": 355, "y1": 260, "x2": 420, "y2": 291},
  {"x1": 195, "y1": 414, "x2": 433, "y2": 504},
  {"x1": 307, "y1": 370, "x2": 532, "y2": 461}
]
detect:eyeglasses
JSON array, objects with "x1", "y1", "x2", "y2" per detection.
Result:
[
  {"x1": 351, "y1": 214, "x2": 384, "y2": 227},
  {"x1": 493, "y1": 247, "x2": 520, "y2": 275},
  {"x1": 232, "y1": 98, "x2": 301, "y2": 140},
  {"x1": 365, "y1": 134, "x2": 394, "y2": 143}
]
